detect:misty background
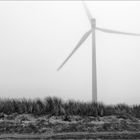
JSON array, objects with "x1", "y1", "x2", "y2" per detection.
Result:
[{"x1": 0, "y1": 1, "x2": 140, "y2": 105}]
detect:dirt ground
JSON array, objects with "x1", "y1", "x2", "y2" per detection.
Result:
[{"x1": 0, "y1": 113, "x2": 140, "y2": 139}]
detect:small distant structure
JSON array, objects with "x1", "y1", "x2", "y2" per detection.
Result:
[{"x1": 57, "y1": 2, "x2": 140, "y2": 103}]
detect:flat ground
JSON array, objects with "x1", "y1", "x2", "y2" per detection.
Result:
[{"x1": 1, "y1": 132, "x2": 140, "y2": 139}]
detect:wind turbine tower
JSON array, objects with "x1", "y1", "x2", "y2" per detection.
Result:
[{"x1": 91, "y1": 18, "x2": 97, "y2": 102}]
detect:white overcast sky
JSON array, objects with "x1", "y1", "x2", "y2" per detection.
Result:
[{"x1": 0, "y1": 1, "x2": 140, "y2": 105}]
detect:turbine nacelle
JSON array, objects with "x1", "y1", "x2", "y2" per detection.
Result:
[{"x1": 91, "y1": 18, "x2": 96, "y2": 28}]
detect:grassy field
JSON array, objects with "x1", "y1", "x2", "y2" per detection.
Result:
[
  {"x1": 0, "y1": 97, "x2": 140, "y2": 139},
  {"x1": 0, "y1": 96, "x2": 140, "y2": 118}
]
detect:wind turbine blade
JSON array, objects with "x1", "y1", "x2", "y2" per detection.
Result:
[
  {"x1": 57, "y1": 29, "x2": 92, "y2": 71},
  {"x1": 96, "y1": 27, "x2": 140, "y2": 36},
  {"x1": 82, "y1": 1, "x2": 92, "y2": 22}
]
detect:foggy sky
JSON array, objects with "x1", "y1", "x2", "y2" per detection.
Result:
[{"x1": 0, "y1": 1, "x2": 140, "y2": 104}]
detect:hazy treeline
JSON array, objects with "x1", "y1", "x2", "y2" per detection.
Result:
[{"x1": 0, "y1": 97, "x2": 140, "y2": 118}]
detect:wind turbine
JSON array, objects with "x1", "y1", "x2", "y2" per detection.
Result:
[{"x1": 57, "y1": 2, "x2": 140, "y2": 102}]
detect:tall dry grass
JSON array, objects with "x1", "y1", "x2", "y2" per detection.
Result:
[{"x1": 0, "y1": 97, "x2": 139, "y2": 118}]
